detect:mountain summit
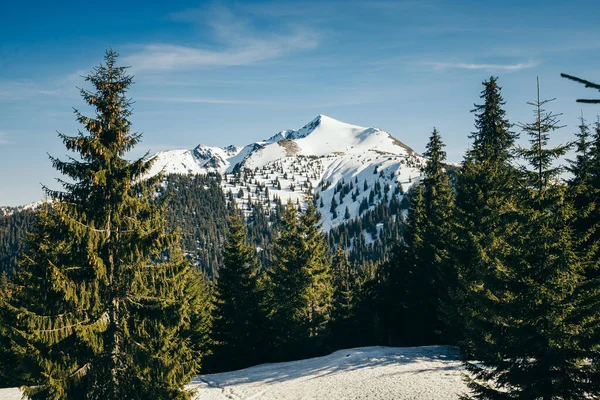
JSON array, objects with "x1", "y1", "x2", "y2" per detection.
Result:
[{"x1": 148, "y1": 115, "x2": 424, "y2": 230}]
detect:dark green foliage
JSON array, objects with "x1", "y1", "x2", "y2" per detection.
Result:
[
  {"x1": 208, "y1": 209, "x2": 266, "y2": 372},
  {"x1": 380, "y1": 128, "x2": 455, "y2": 346},
  {"x1": 266, "y1": 201, "x2": 333, "y2": 361},
  {"x1": 0, "y1": 209, "x2": 34, "y2": 277},
  {"x1": 453, "y1": 77, "x2": 519, "y2": 354},
  {"x1": 329, "y1": 247, "x2": 357, "y2": 349},
  {"x1": 561, "y1": 73, "x2": 600, "y2": 103},
  {"x1": 379, "y1": 185, "x2": 425, "y2": 345},
  {"x1": 567, "y1": 114, "x2": 594, "y2": 246},
  {"x1": 463, "y1": 80, "x2": 596, "y2": 399},
  {"x1": 162, "y1": 174, "x2": 228, "y2": 278},
  {"x1": 326, "y1": 193, "x2": 404, "y2": 267},
  {"x1": 5, "y1": 51, "x2": 209, "y2": 400},
  {"x1": 0, "y1": 272, "x2": 36, "y2": 388}
]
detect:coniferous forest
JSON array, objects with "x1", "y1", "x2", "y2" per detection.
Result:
[{"x1": 1, "y1": 49, "x2": 600, "y2": 399}]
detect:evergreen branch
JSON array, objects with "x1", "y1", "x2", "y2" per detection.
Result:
[
  {"x1": 69, "y1": 363, "x2": 91, "y2": 381},
  {"x1": 561, "y1": 73, "x2": 600, "y2": 103},
  {"x1": 59, "y1": 211, "x2": 137, "y2": 234},
  {"x1": 561, "y1": 73, "x2": 600, "y2": 90}
]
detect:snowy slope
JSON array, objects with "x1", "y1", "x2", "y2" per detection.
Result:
[
  {"x1": 0, "y1": 346, "x2": 470, "y2": 400},
  {"x1": 146, "y1": 115, "x2": 425, "y2": 230},
  {"x1": 0, "y1": 200, "x2": 46, "y2": 217}
]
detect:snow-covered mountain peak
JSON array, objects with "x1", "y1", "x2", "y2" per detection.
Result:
[{"x1": 142, "y1": 115, "x2": 425, "y2": 230}]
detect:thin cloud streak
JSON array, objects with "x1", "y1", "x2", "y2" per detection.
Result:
[
  {"x1": 136, "y1": 96, "x2": 273, "y2": 105},
  {"x1": 430, "y1": 61, "x2": 538, "y2": 71},
  {"x1": 0, "y1": 133, "x2": 12, "y2": 145},
  {"x1": 125, "y1": 5, "x2": 319, "y2": 71}
]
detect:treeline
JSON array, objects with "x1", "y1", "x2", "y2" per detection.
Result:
[{"x1": 0, "y1": 209, "x2": 34, "y2": 277}]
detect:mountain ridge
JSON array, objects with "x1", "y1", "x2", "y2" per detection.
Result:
[{"x1": 147, "y1": 114, "x2": 424, "y2": 230}]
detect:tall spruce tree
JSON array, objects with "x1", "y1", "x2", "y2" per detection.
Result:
[
  {"x1": 419, "y1": 128, "x2": 455, "y2": 343},
  {"x1": 567, "y1": 114, "x2": 594, "y2": 248},
  {"x1": 6, "y1": 50, "x2": 208, "y2": 400},
  {"x1": 209, "y1": 208, "x2": 266, "y2": 372},
  {"x1": 454, "y1": 77, "x2": 518, "y2": 354},
  {"x1": 383, "y1": 128, "x2": 455, "y2": 346},
  {"x1": 266, "y1": 200, "x2": 332, "y2": 361},
  {"x1": 380, "y1": 184, "x2": 425, "y2": 345},
  {"x1": 464, "y1": 79, "x2": 596, "y2": 399},
  {"x1": 329, "y1": 246, "x2": 356, "y2": 349}
]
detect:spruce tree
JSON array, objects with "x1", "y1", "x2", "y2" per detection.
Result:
[
  {"x1": 464, "y1": 79, "x2": 595, "y2": 399},
  {"x1": 6, "y1": 50, "x2": 208, "y2": 400},
  {"x1": 418, "y1": 128, "x2": 455, "y2": 343},
  {"x1": 209, "y1": 208, "x2": 266, "y2": 372},
  {"x1": 383, "y1": 128, "x2": 455, "y2": 346},
  {"x1": 329, "y1": 247, "x2": 356, "y2": 348},
  {"x1": 453, "y1": 77, "x2": 518, "y2": 354},
  {"x1": 567, "y1": 114, "x2": 594, "y2": 247},
  {"x1": 266, "y1": 200, "x2": 332, "y2": 361},
  {"x1": 575, "y1": 116, "x2": 600, "y2": 279},
  {"x1": 380, "y1": 185, "x2": 425, "y2": 345}
]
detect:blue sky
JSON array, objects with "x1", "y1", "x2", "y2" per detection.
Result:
[{"x1": 1, "y1": 0, "x2": 599, "y2": 205}]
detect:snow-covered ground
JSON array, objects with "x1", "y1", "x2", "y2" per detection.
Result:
[{"x1": 0, "y1": 346, "x2": 468, "y2": 400}]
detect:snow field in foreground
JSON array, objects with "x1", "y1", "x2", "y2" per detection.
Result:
[
  {"x1": 188, "y1": 345, "x2": 468, "y2": 400},
  {"x1": 0, "y1": 346, "x2": 468, "y2": 400}
]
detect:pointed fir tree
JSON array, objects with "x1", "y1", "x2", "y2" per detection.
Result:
[
  {"x1": 5, "y1": 50, "x2": 209, "y2": 400},
  {"x1": 208, "y1": 207, "x2": 266, "y2": 372},
  {"x1": 566, "y1": 113, "x2": 594, "y2": 247},
  {"x1": 300, "y1": 202, "x2": 334, "y2": 345},
  {"x1": 463, "y1": 79, "x2": 597, "y2": 399},
  {"x1": 572, "y1": 116, "x2": 600, "y2": 280},
  {"x1": 266, "y1": 200, "x2": 332, "y2": 361},
  {"x1": 0, "y1": 272, "x2": 34, "y2": 388},
  {"x1": 329, "y1": 247, "x2": 356, "y2": 348},
  {"x1": 453, "y1": 77, "x2": 519, "y2": 353},
  {"x1": 383, "y1": 128, "x2": 455, "y2": 345},
  {"x1": 380, "y1": 184, "x2": 426, "y2": 345},
  {"x1": 418, "y1": 128, "x2": 455, "y2": 343}
]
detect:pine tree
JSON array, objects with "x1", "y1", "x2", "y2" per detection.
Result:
[
  {"x1": 266, "y1": 201, "x2": 332, "y2": 361},
  {"x1": 567, "y1": 114, "x2": 594, "y2": 246},
  {"x1": 300, "y1": 202, "x2": 334, "y2": 345},
  {"x1": 453, "y1": 77, "x2": 519, "y2": 354},
  {"x1": 380, "y1": 185, "x2": 425, "y2": 345},
  {"x1": 208, "y1": 208, "x2": 266, "y2": 372},
  {"x1": 574, "y1": 116, "x2": 600, "y2": 279},
  {"x1": 383, "y1": 128, "x2": 455, "y2": 346},
  {"x1": 464, "y1": 79, "x2": 596, "y2": 399},
  {"x1": 6, "y1": 50, "x2": 208, "y2": 400},
  {"x1": 418, "y1": 128, "x2": 455, "y2": 343},
  {"x1": 0, "y1": 272, "x2": 34, "y2": 388},
  {"x1": 330, "y1": 196, "x2": 338, "y2": 214},
  {"x1": 329, "y1": 247, "x2": 355, "y2": 348}
]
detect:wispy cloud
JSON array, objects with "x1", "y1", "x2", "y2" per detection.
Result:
[
  {"x1": 124, "y1": 6, "x2": 319, "y2": 71},
  {"x1": 136, "y1": 96, "x2": 273, "y2": 105},
  {"x1": 0, "y1": 132, "x2": 12, "y2": 145},
  {"x1": 0, "y1": 80, "x2": 63, "y2": 100},
  {"x1": 429, "y1": 61, "x2": 538, "y2": 71}
]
